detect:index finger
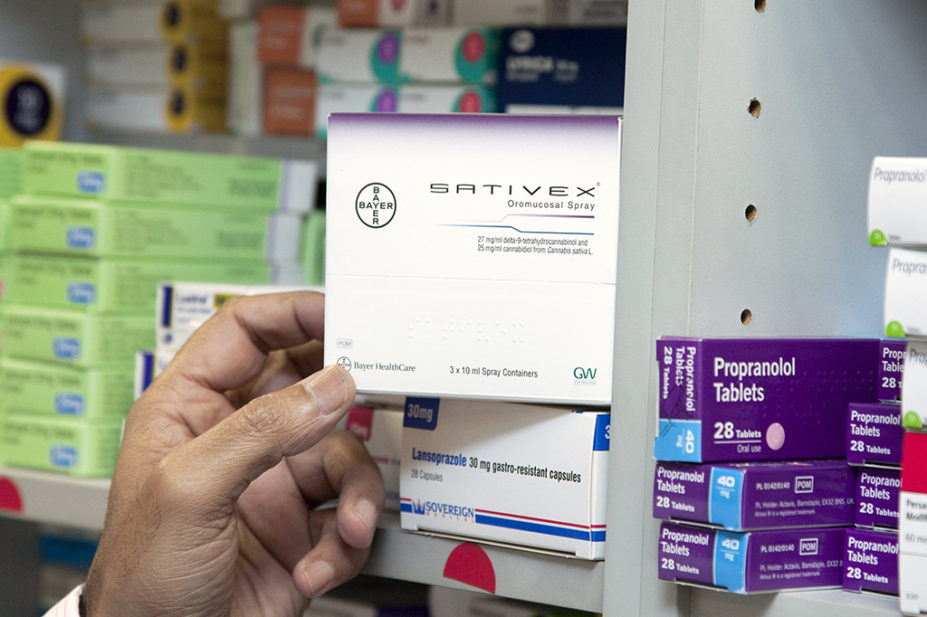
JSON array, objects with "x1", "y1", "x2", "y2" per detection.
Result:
[{"x1": 163, "y1": 290, "x2": 326, "y2": 393}]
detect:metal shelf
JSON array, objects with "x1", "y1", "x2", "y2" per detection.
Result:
[
  {"x1": 689, "y1": 587, "x2": 900, "y2": 617},
  {"x1": 0, "y1": 467, "x2": 109, "y2": 531}
]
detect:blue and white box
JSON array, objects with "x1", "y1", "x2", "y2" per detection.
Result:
[{"x1": 399, "y1": 397, "x2": 609, "y2": 559}]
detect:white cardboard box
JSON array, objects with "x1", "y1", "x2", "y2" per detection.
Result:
[
  {"x1": 399, "y1": 397, "x2": 609, "y2": 559},
  {"x1": 316, "y1": 28, "x2": 401, "y2": 84},
  {"x1": 868, "y1": 156, "x2": 927, "y2": 247},
  {"x1": 883, "y1": 247, "x2": 927, "y2": 338},
  {"x1": 398, "y1": 27, "x2": 499, "y2": 85},
  {"x1": 344, "y1": 405, "x2": 402, "y2": 512},
  {"x1": 324, "y1": 113, "x2": 620, "y2": 405}
]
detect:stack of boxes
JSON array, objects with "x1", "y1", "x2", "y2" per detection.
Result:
[
  {"x1": 0, "y1": 140, "x2": 318, "y2": 477},
  {"x1": 866, "y1": 156, "x2": 927, "y2": 613},
  {"x1": 652, "y1": 337, "x2": 891, "y2": 593},
  {"x1": 81, "y1": 0, "x2": 230, "y2": 133}
]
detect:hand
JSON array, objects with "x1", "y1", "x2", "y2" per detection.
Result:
[{"x1": 83, "y1": 291, "x2": 385, "y2": 617}]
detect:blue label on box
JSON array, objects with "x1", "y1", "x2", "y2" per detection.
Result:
[
  {"x1": 593, "y1": 413, "x2": 610, "y2": 451},
  {"x1": 54, "y1": 393, "x2": 84, "y2": 415},
  {"x1": 77, "y1": 171, "x2": 105, "y2": 194},
  {"x1": 50, "y1": 446, "x2": 78, "y2": 468},
  {"x1": 53, "y1": 337, "x2": 81, "y2": 360},
  {"x1": 66, "y1": 226, "x2": 95, "y2": 249},
  {"x1": 709, "y1": 468, "x2": 745, "y2": 529},
  {"x1": 67, "y1": 282, "x2": 96, "y2": 304},
  {"x1": 654, "y1": 419, "x2": 702, "y2": 462},
  {"x1": 713, "y1": 530, "x2": 748, "y2": 593},
  {"x1": 404, "y1": 397, "x2": 439, "y2": 430}
]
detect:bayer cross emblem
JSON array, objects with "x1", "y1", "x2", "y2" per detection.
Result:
[
  {"x1": 355, "y1": 182, "x2": 396, "y2": 228},
  {"x1": 336, "y1": 356, "x2": 352, "y2": 372}
]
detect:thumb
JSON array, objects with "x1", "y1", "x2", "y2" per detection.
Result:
[{"x1": 153, "y1": 365, "x2": 355, "y2": 516}]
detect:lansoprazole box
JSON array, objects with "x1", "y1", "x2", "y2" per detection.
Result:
[
  {"x1": 0, "y1": 357, "x2": 133, "y2": 421},
  {"x1": 883, "y1": 248, "x2": 927, "y2": 338},
  {"x1": 856, "y1": 467, "x2": 900, "y2": 530},
  {"x1": 399, "y1": 397, "x2": 609, "y2": 559},
  {"x1": 652, "y1": 460, "x2": 854, "y2": 530},
  {"x1": 843, "y1": 528, "x2": 898, "y2": 596},
  {"x1": 9, "y1": 195, "x2": 302, "y2": 262},
  {"x1": 398, "y1": 85, "x2": 495, "y2": 114},
  {"x1": 6, "y1": 254, "x2": 272, "y2": 314},
  {"x1": 657, "y1": 522, "x2": 845, "y2": 593},
  {"x1": 0, "y1": 414, "x2": 123, "y2": 477},
  {"x1": 325, "y1": 114, "x2": 620, "y2": 405},
  {"x1": 316, "y1": 28, "x2": 402, "y2": 84},
  {"x1": 399, "y1": 27, "x2": 499, "y2": 85},
  {"x1": 654, "y1": 337, "x2": 881, "y2": 463},
  {"x1": 879, "y1": 339, "x2": 905, "y2": 401},
  {"x1": 867, "y1": 157, "x2": 927, "y2": 247},
  {"x1": 345, "y1": 405, "x2": 402, "y2": 512},
  {"x1": 313, "y1": 84, "x2": 398, "y2": 139},
  {"x1": 0, "y1": 305, "x2": 154, "y2": 368},
  {"x1": 847, "y1": 402, "x2": 902, "y2": 467},
  {"x1": 134, "y1": 350, "x2": 155, "y2": 399},
  {"x1": 22, "y1": 141, "x2": 317, "y2": 212}
]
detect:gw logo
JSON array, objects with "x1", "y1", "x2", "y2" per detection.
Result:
[{"x1": 573, "y1": 366, "x2": 598, "y2": 380}]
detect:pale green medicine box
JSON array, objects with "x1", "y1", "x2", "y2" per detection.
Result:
[
  {"x1": 9, "y1": 195, "x2": 303, "y2": 261},
  {"x1": 0, "y1": 305, "x2": 154, "y2": 367},
  {"x1": 22, "y1": 140, "x2": 317, "y2": 212},
  {"x1": 0, "y1": 147, "x2": 22, "y2": 199},
  {"x1": 0, "y1": 414, "x2": 122, "y2": 477},
  {"x1": 0, "y1": 201, "x2": 9, "y2": 251},
  {"x1": 0, "y1": 357, "x2": 134, "y2": 420},
  {"x1": 6, "y1": 253, "x2": 273, "y2": 313}
]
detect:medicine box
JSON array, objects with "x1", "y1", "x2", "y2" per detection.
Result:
[
  {"x1": 0, "y1": 59, "x2": 66, "y2": 146},
  {"x1": 0, "y1": 305, "x2": 154, "y2": 367},
  {"x1": 856, "y1": 467, "x2": 900, "y2": 529},
  {"x1": 6, "y1": 254, "x2": 272, "y2": 314},
  {"x1": 86, "y1": 44, "x2": 228, "y2": 90},
  {"x1": 9, "y1": 195, "x2": 302, "y2": 262},
  {"x1": 86, "y1": 85, "x2": 227, "y2": 134},
  {"x1": 398, "y1": 85, "x2": 495, "y2": 114},
  {"x1": 867, "y1": 157, "x2": 927, "y2": 247},
  {"x1": 879, "y1": 338, "x2": 905, "y2": 401},
  {"x1": 263, "y1": 67, "x2": 317, "y2": 136},
  {"x1": 547, "y1": 0, "x2": 628, "y2": 25},
  {"x1": 883, "y1": 247, "x2": 927, "y2": 338},
  {"x1": 325, "y1": 114, "x2": 620, "y2": 405},
  {"x1": 0, "y1": 147, "x2": 22, "y2": 198},
  {"x1": 338, "y1": 0, "x2": 451, "y2": 27},
  {"x1": 654, "y1": 337, "x2": 881, "y2": 463},
  {"x1": 657, "y1": 522, "x2": 845, "y2": 593},
  {"x1": 344, "y1": 405, "x2": 402, "y2": 512},
  {"x1": 316, "y1": 28, "x2": 402, "y2": 84},
  {"x1": 257, "y1": 6, "x2": 336, "y2": 68},
  {"x1": 495, "y1": 27, "x2": 626, "y2": 114},
  {"x1": 0, "y1": 357, "x2": 133, "y2": 421},
  {"x1": 653, "y1": 460, "x2": 854, "y2": 530},
  {"x1": 898, "y1": 432, "x2": 927, "y2": 613},
  {"x1": 81, "y1": 0, "x2": 228, "y2": 47},
  {"x1": 901, "y1": 339, "x2": 927, "y2": 429},
  {"x1": 301, "y1": 210, "x2": 326, "y2": 285},
  {"x1": 843, "y1": 528, "x2": 898, "y2": 596},
  {"x1": 0, "y1": 414, "x2": 123, "y2": 477},
  {"x1": 229, "y1": 21, "x2": 261, "y2": 137},
  {"x1": 451, "y1": 0, "x2": 546, "y2": 26},
  {"x1": 399, "y1": 397, "x2": 609, "y2": 559},
  {"x1": 22, "y1": 140, "x2": 317, "y2": 213},
  {"x1": 847, "y1": 402, "x2": 902, "y2": 467},
  {"x1": 399, "y1": 27, "x2": 499, "y2": 85},
  {"x1": 314, "y1": 84, "x2": 398, "y2": 138}
]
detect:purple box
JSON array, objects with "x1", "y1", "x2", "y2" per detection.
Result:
[
  {"x1": 856, "y1": 467, "x2": 900, "y2": 529},
  {"x1": 657, "y1": 522, "x2": 845, "y2": 593},
  {"x1": 655, "y1": 337, "x2": 881, "y2": 462},
  {"x1": 878, "y1": 340, "x2": 905, "y2": 401},
  {"x1": 847, "y1": 402, "x2": 902, "y2": 466},
  {"x1": 653, "y1": 460, "x2": 855, "y2": 530},
  {"x1": 843, "y1": 528, "x2": 898, "y2": 595}
]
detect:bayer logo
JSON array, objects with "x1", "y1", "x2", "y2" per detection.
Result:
[
  {"x1": 355, "y1": 182, "x2": 397, "y2": 228},
  {"x1": 336, "y1": 356, "x2": 352, "y2": 372}
]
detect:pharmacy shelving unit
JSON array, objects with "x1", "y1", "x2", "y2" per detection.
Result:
[{"x1": 3, "y1": 1, "x2": 927, "y2": 616}]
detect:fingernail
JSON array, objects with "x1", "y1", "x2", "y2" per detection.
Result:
[
  {"x1": 305, "y1": 366, "x2": 348, "y2": 415},
  {"x1": 355, "y1": 498, "x2": 379, "y2": 534},
  {"x1": 303, "y1": 560, "x2": 335, "y2": 597}
]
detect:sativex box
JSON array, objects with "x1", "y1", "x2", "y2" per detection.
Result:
[
  {"x1": 325, "y1": 114, "x2": 620, "y2": 405},
  {"x1": 344, "y1": 405, "x2": 402, "y2": 512},
  {"x1": 847, "y1": 402, "x2": 903, "y2": 466},
  {"x1": 399, "y1": 397, "x2": 609, "y2": 559},
  {"x1": 868, "y1": 157, "x2": 927, "y2": 247},
  {"x1": 856, "y1": 467, "x2": 900, "y2": 529},
  {"x1": 653, "y1": 460, "x2": 854, "y2": 530},
  {"x1": 843, "y1": 528, "x2": 898, "y2": 596},
  {"x1": 657, "y1": 522, "x2": 845, "y2": 593},
  {"x1": 654, "y1": 337, "x2": 881, "y2": 462},
  {"x1": 22, "y1": 140, "x2": 317, "y2": 212}
]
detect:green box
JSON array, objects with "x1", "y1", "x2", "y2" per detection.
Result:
[
  {"x1": 0, "y1": 305, "x2": 153, "y2": 367},
  {"x1": 0, "y1": 414, "x2": 122, "y2": 477},
  {"x1": 302, "y1": 210, "x2": 326, "y2": 285},
  {"x1": 9, "y1": 195, "x2": 302, "y2": 260},
  {"x1": 0, "y1": 147, "x2": 22, "y2": 199},
  {"x1": 6, "y1": 253, "x2": 273, "y2": 313},
  {"x1": 0, "y1": 357, "x2": 134, "y2": 420},
  {"x1": 23, "y1": 140, "x2": 316, "y2": 212},
  {"x1": 0, "y1": 201, "x2": 9, "y2": 251}
]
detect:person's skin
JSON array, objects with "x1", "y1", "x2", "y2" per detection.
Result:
[{"x1": 82, "y1": 291, "x2": 385, "y2": 617}]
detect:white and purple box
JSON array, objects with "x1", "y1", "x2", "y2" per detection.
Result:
[
  {"x1": 856, "y1": 467, "x2": 900, "y2": 529},
  {"x1": 847, "y1": 402, "x2": 902, "y2": 467},
  {"x1": 657, "y1": 522, "x2": 845, "y2": 593},
  {"x1": 843, "y1": 528, "x2": 898, "y2": 596},
  {"x1": 653, "y1": 460, "x2": 854, "y2": 530},
  {"x1": 654, "y1": 337, "x2": 882, "y2": 463},
  {"x1": 879, "y1": 339, "x2": 905, "y2": 401}
]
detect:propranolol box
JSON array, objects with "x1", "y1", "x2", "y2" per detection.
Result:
[
  {"x1": 325, "y1": 114, "x2": 620, "y2": 405},
  {"x1": 8, "y1": 195, "x2": 302, "y2": 262},
  {"x1": 879, "y1": 339, "x2": 905, "y2": 401},
  {"x1": 344, "y1": 405, "x2": 402, "y2": 512},
  {"x1": 856, "y1": 467, "x2": 900, "y2": 529},
  {"x1": 399, "y1": 27, "x2": 499, "y2": 84},
  {"x1": 653, "y1": 460, "x2": 854, "y2": 530},
  {"x1": 883, "y1": 248, "x2": 927, "y2": 338},
  {"x1": 22, "y1": 141, "x2": 317, "y2": 212},
  {"x1": 316, "y1": 28, "x2": 402, "y2": 83},
  {"x1": 847, "y1": 402, "x2": 902, "y2": 467},
  {"x1": 901, "y1": 339, "x2": 927, "y2": 429},
  {"x1": 0, "y1": 414, "x2": 123, "y2": 477},
  {"x1": 843, "y1": 528, "x2": 899, "y2": 596},
  {"x1": 654, "y1": 337, "x2": 881, "y2": 463},
  {"x1": 0, "y1": 358, "x2": 133, "y2": 421},
  {"x1": 657, "y1": 522, "x2": 845, "y2": 593},
  {"x1": 867, "y1": 157, "x2": 927, "y2": 247},
  {"x1": 399, "y1": 397, "x2": 609, "y2": 559}
]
